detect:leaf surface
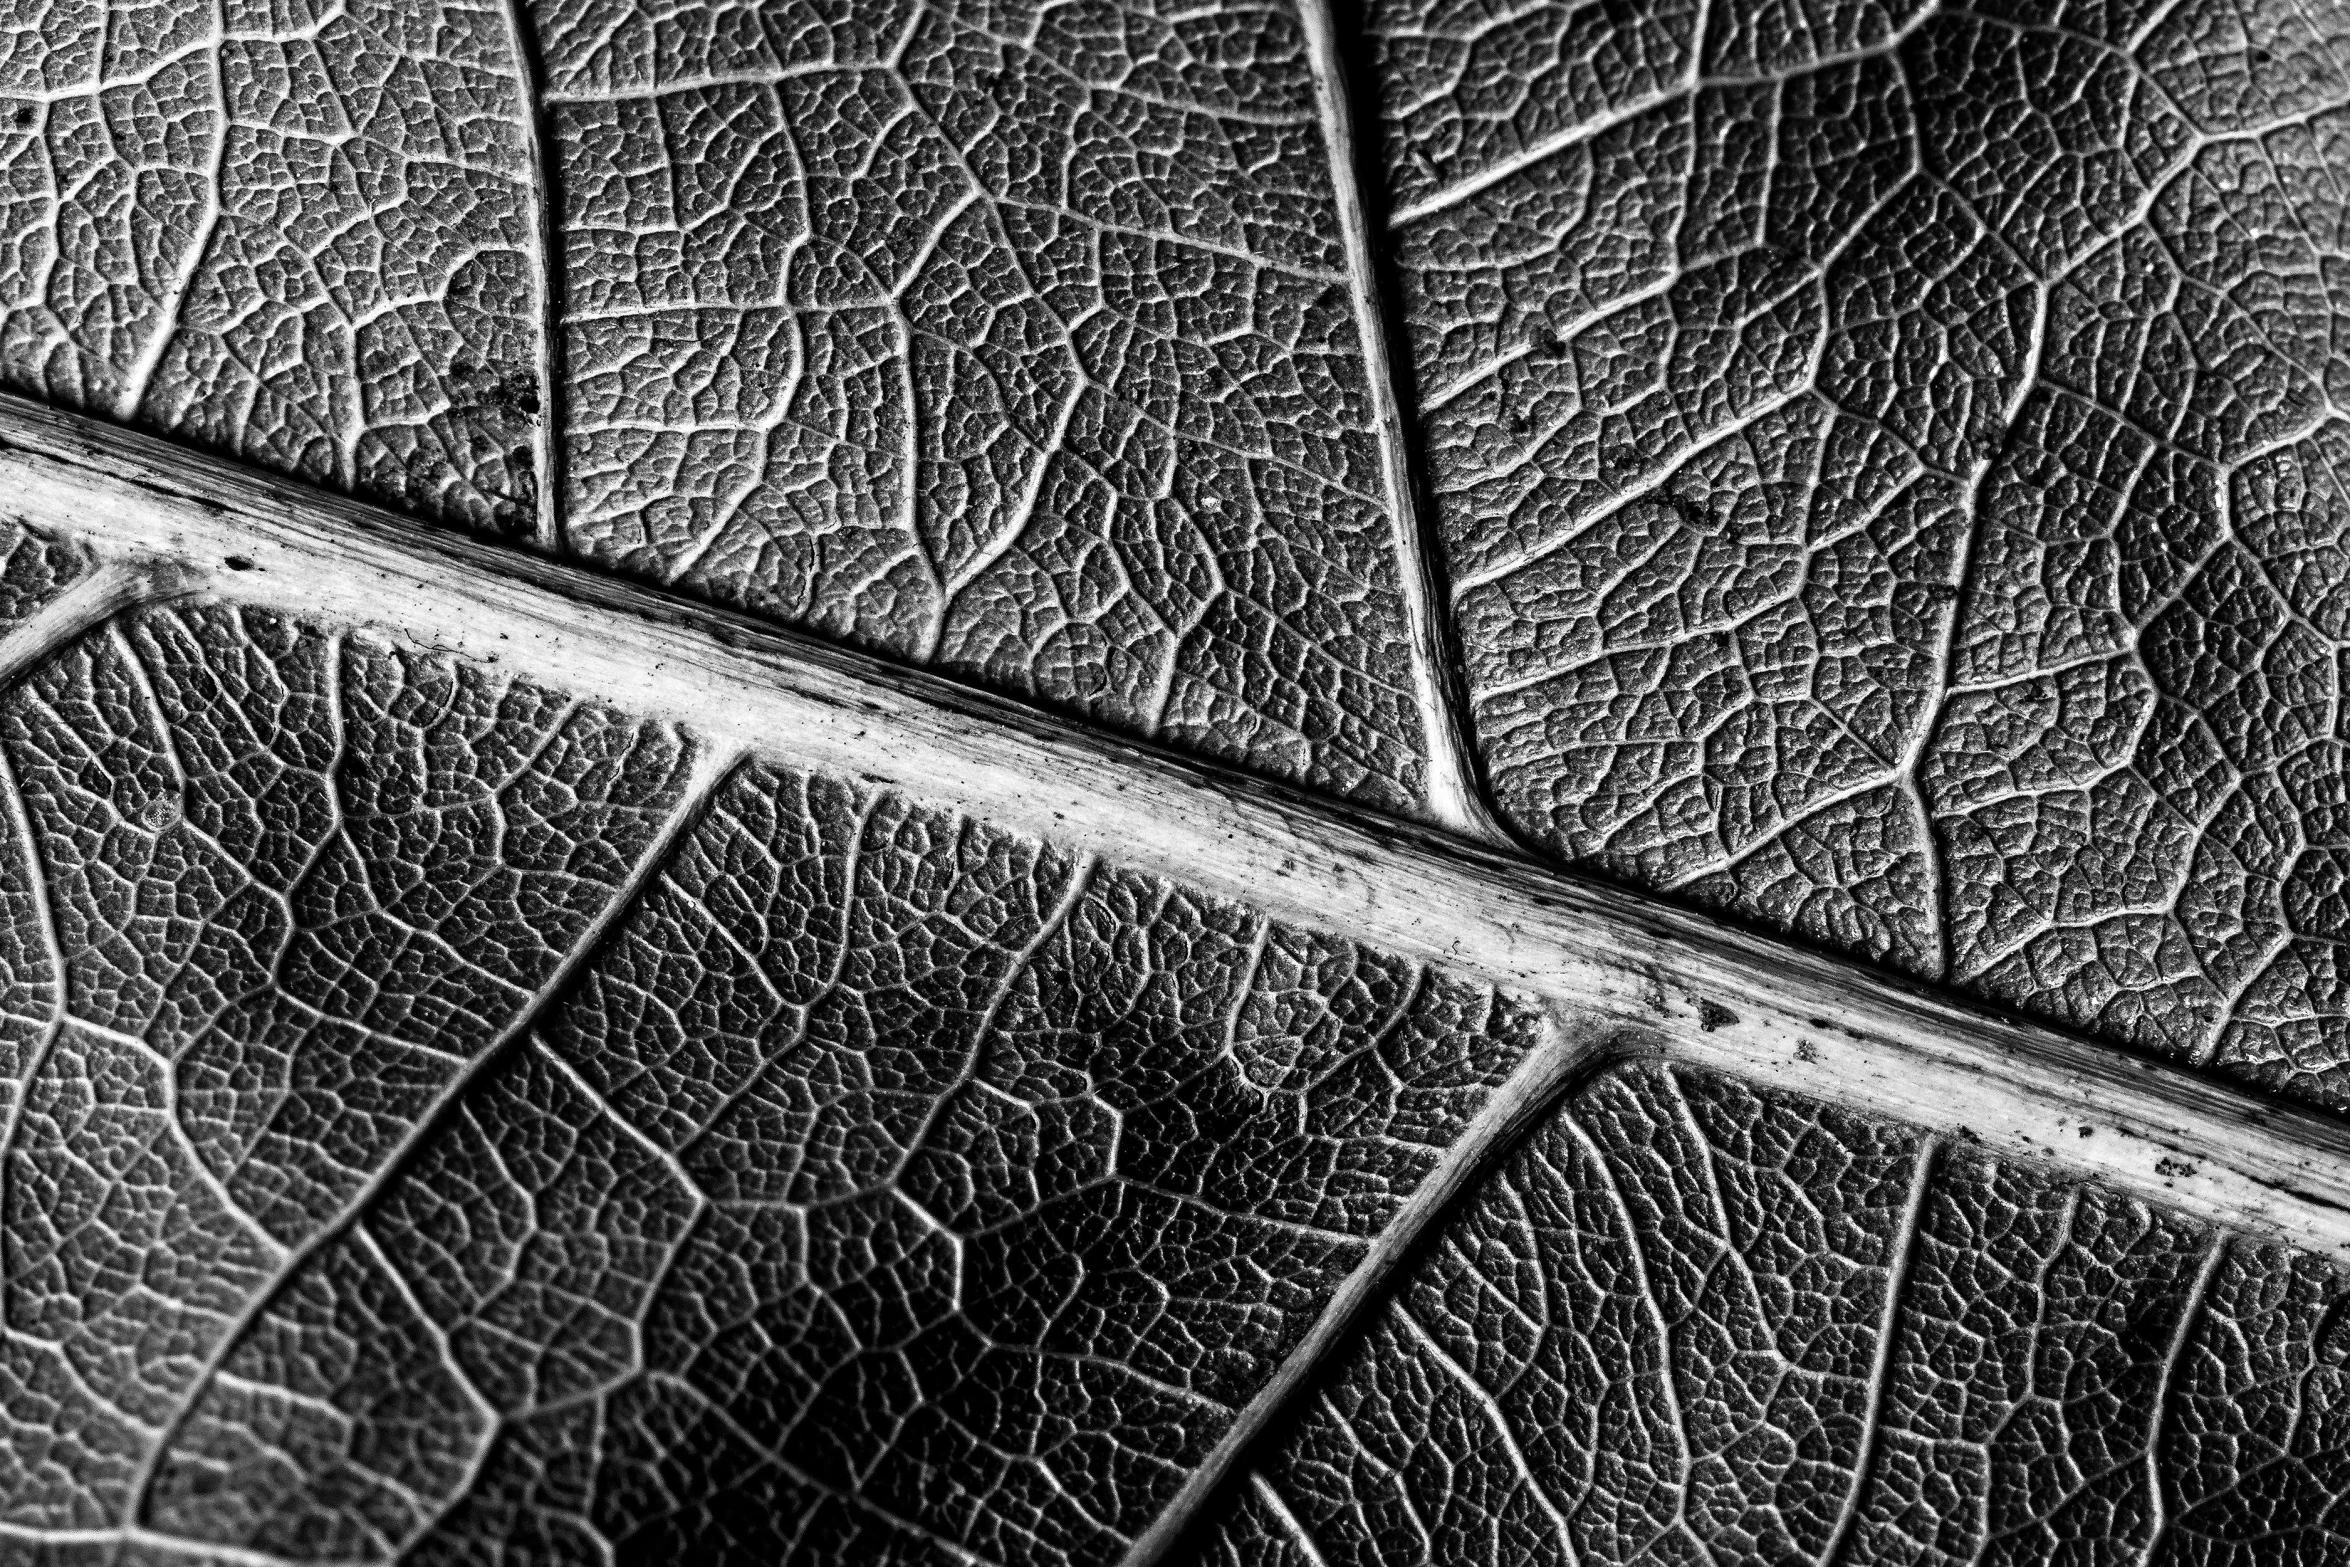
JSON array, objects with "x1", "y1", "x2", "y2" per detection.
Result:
[
  {"x1": 6, "y1": 0, "x2": 2350, "y2": 1559},
  {"x1": 0, "y1": 0, "x2": 543, "y2": 529},
  {"x1": 1212, "y1": 1063, "x2": 2343, "y2": 1567},
  {"x1": 1368, "y1": 0, "x2": 2350, "y2": 1091}
]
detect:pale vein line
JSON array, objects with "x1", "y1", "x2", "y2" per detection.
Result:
[
  {"x1": 0, "y1": 1521, "x2": 330, "y2": 1567},
  {"x1": 112, "y1": 0, "x2": 230, "y2": 423},
  {"x1": 883, "y1": 845, "x2": 1099, "y2": 1183},
  {"x1": 1818, "y1": 1130, "x2": 1941, "y2": 1567},
  {"x1": 2137, "y1": 1234, "x2": 2226, "y2": 1565},
  {"x1": 0, "y1": 739, "x2": 65, "y2": 1340},
  {"x1": 1388, "y1": 4, "x2": 1942, "y2": 228},
  {"x1": 1907, "y1": 248, "x2": 2051, "y2": 982},
  {"x1": 1559, "y1": 1101, "x2": 1695, "y2": 1546},
  {"x1": 499, "y1": 0, "x2": 565, "y2": 552},
  {"x1": 1393, "y1": 1300, "x2": 1584, "y2": 1566},
  {"x1": 1296, "y1": 0, "x2": 1510, "y2": 846},
  {"x1": 0, "y1": 558, "x2": 189, "y2": 696},
  {"x1": 1122, "y1": 1010, "x2": 1606, "y2": 1567},
  {"x1": 1250, "y1": 1472, "x2": 1335, "y2": 1567}
]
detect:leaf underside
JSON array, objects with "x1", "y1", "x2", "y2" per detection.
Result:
[{"x1": 4, "y1": 0, "x2": 2350, "y2": 1561}]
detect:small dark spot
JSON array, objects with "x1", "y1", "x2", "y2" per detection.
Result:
[
  {"x1": 1794, "y1": 1039, "x2": 1819, "y2": 1064},
  {"x1": 2078, "y1": 1124, "x2": 2093, "y2": 1138},
  {"x1": 449, "y1": 360, "x2": 539, "y2": 426},
  {"x1": 2156, "y1": 1155, "x2": 2197, "y2": 1180},
  {"x1": 223, "y1": 554, "x2": 254, "y2": 572},
  {"x1": 2250, "y1": 46, "x2": 2275, "y2": 65},
  {"x1": 1695, "y1": 999, "x2": 1739, "y2": 1032},
  {"x1": 1532, "y1": 324, "x2": 1568, "y2": 359},
  {"x1": 2116, "y1": 1299, "x2": 2172, "y2": 1361},
  {"x1": 1664, "y1": 493, "x2": 1723, "y2": 537},
  {"x1": 1955, "y1": 1125, "x2": 1980, "y2": 1143},
  {"x1": 488, "y1": 369, "x2": 540, "y2": 421},
  {"x1": 11, "y1": 105, "x2": 33, "y2": 130}
]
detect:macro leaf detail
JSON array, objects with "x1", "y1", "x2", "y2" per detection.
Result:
[{"x1": 7, "y1": 0, "x2": 2350, "y2": 1559}]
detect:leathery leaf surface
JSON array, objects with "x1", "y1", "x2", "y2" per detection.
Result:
[{"x1": 7, "y1": 0, "x2": 2350, "y2": 1559}]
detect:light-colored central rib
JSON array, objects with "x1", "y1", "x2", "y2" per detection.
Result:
[{"x1": 4, "y1": 391, "x2": 2348, "y2": 1264}]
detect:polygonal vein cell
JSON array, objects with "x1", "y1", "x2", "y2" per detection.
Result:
[
  {"x1": 1210, "y1": 1061, "x2": 2350, "y2": 1566},
  {"x1": 0, "y1": 600, "x2": 695, "y2": 1538},
  {"x1": 33, "y1": 748, "x2": 1542, "y2": 1566},
  {"x1": 0, "y1": 0, "x2": 545, "y2": 534}
]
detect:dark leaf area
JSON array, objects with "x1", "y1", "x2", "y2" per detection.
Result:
[
  {"x1": 0, "y1": 517, "x2": 90, "y2": 632},
  {"x1": 0, "y1": 603, "x2": 1539, "y2": 1565},
  {"x1": 1210, "y1": 1062, "x2": 2350, "y2": 1567},
  {"x1": 0, "y1": 602, "x2": 694, "y2": 1541}
]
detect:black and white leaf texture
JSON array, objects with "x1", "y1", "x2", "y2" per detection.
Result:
[
  {"x1": 1375, "y1": 0, "x2": 2350, "y2": 1090},
  {"x1": 1212, "y1": 1062, "x2": 2350, "y2": 1567},
  {"x1": 4, "y1": 400, "x2": 2350, "y2": 1563},
  {"x1": 0, "y1": 594, "x2": 1543, "y2": 1563},
  {"x1": 1, "y1": 0, "x2": 1474, "y2": 817},
  {"x1": 5, "y1": 0, "x2": 2350, "y2": 1560}
]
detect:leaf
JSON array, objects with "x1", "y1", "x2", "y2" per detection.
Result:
[
  {"x1": 132, "y1": 762, "x2": 1541, "y2": 1563},
  {"x1": 0, "y1": 578, "x2": 1548, "y2": 1562},
  {"x1": 4, "y1": 0, "x2": 2350, "y2": 1559},
  {"x1": 0, "y1": 442, "x2": 2340, "y2": 1560},
  {"x1": 546, "y1": 0, "x2": 1444, "y2": 811}
]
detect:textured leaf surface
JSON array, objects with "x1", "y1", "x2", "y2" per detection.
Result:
[
  {"x1": 0, "y1": 516, "x2": 90, "y2": 633},
  {"x1": 2, "y1": 0, "x2": 1444, "y2": 810},
  {"x1": 0, "y1": 601, "x2": 696, "y2": 1539},
  {"x1": 8, "y1": 0, "x2": 2350, "y2": 1558},
  {"x1": 0, "y1": 592, "x2": 1543, "y2": 1564},
  {"x1": 1369, "y1": 0, "x2": 2350, "y2": 1091},
  {"x1": 548, "y1": 0, "x2": 1440, "y2": 808},
  {"x1": 0, "y1": 0, "x2": 543, "y2": 531},
  {"x1": 1210, "y1": 1061, "x2": 2349, "y2": 1567}
]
